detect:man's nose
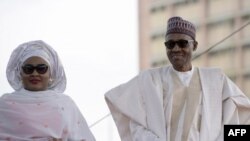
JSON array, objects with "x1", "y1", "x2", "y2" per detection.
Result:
[{"x1": 171, "y1": 43, "x2": 181, "y2": 51}]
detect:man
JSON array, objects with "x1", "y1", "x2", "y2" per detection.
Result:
[{"x1": 104, "y1": 16, "x2": 250, "y2": 141}]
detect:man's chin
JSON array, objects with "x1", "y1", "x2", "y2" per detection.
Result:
[
  {"x1": 171, "y1": 60, "x2": 184, "y2": 66},
  {"x1": 172, "y1": 63, "x2": 185, "y2": 69}
]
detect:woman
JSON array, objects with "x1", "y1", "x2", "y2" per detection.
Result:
[{"x1": 0, "y1": 40, "x2": 95, "y2": 141}]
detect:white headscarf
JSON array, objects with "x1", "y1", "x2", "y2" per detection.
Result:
[{"x1": 6, "y1": 40, "x2": 66, "y2": 93}]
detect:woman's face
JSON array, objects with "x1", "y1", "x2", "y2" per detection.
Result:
[{"x1": 21, "y1": 56, "x2": 50, "y2": 91}]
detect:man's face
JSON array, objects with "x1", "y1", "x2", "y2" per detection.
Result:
[
  {"x1": 165, "y1": 33, "x2": 197, "y2": 72},
  {"x1": 21, "y1": 56, "x2": 50, "y2": 91}
]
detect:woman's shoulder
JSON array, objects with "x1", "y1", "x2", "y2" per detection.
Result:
[
  {"x1": 57, "y1": 93, "x2": 73, "y2": 101},
  {"x1": 0, "y1": 93, "x2": 9, "y2": 101}
]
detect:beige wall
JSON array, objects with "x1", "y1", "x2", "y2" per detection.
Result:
[
  {"x1": 243, "y1": 0, "x2": 250, "y2": 10},
  {"x1": 208, "y1": 0, "x2": 237, "y2": 17},
  {"x1": 244, "y1": 77, "x2": 250, "y2": 97},
  {"x1": 175, "y1": 2, "x2": 203, "y2": 20},
  {"x1": 207, "y1": 21, "x2": 233, "y2": 48},
  {"x1": 244, "y1": 47, "x2": 250, "y2": 69},
  {"x1": 151, "y1": 37, "x2": 166, "y2": 63}
]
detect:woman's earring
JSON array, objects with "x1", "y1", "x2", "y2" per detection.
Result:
[{"x1": 48, "y1": 78, "x2": 53, "y2": 86}]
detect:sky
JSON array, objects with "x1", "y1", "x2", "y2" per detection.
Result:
[{"x1": 0, "y1": 0, "x2": 138, "y2": 140}]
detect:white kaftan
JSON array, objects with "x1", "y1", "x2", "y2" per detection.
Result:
[
  {"x1": 0, "y1": 89, "x2": 95, "y2": 141},
  {"x1": 105, "y1": 66, "x2": 250, "y2": 141}
]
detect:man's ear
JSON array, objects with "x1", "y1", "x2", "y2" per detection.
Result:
[{"x1": 193, "y1": 41, "x2": 198, "y2": 51}]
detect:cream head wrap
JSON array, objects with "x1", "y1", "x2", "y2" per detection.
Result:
[{"x1": 6, "y1": 40, "x2": 67, "y2": 93}]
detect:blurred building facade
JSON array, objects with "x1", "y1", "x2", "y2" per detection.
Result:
[{"x1": 138, "y1": 0, "x2": 250, "y2": 97}]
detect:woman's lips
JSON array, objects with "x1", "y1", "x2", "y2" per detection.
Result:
[{"x1": 29, "y1": 79, "x2": 41, "y2": 84}]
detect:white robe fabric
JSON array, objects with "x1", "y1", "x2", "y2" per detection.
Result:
[
  {"x1": 105, "y1": 66, "x2": 250, "y2": 141},
  {"x1": 0, "y1": 89, "x2": 95, "y2": 141}
]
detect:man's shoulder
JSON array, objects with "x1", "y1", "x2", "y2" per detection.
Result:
[
  {"x1": 136, "y1": 66, "x2": 171, "y2": 85},
  {"x1": 198, "y1": 66, "x2": 223, "y2": 74},
  {"x1": 139, "y1": 66, "x2": 170, "y2": 76},
  {"x1": 198, "y1": 67, "x2": 225, "y2": 82}
]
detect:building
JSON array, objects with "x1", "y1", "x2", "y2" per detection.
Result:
[{"x1": 138, "y1": 0, "x2": 250, "y2": 97}]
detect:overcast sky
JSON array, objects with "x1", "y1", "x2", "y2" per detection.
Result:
[{"x1": 0, "y1": 0, "x2": 138, "y2": 140}]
